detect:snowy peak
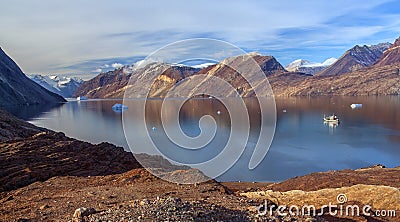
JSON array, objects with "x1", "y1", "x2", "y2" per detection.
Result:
[
  {"x1": 285, "y1": 59, "x2": 311, "y2": 71},
  {"x1": 346, "y1": 43, "x2": 390, "y2": 66},
  {"x1": 285, "y1": 58, "x2": 337, "y2": 75},
  {"x1": 321, "y1": 58, "x2": 337, "y2": 66},
  {"x1": 29, "y1": 74, "x2": 83, "y2": 98}
]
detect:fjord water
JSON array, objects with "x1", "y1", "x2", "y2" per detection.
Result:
[{"x1": 27, "y1": 97, "x2": 400, "y2": 182}]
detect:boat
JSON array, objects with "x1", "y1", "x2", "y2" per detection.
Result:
[
  {"x1": 76, "y1": 96, "x2": 87, "y2": 101},
  {"x1": 324, "y1": 114, "x2": 340, "y2": 123}
]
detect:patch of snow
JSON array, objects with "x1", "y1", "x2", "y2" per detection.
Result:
[
  {"x1": 28, "y1": 74, "x2": 83, "y2": 98},
  {"x1": 286, "y1": 57, "x2": 337, "y2": 75},
  {"x1": 191, "y1": 62, "x2": 216, "y2": 69},
  {"x1": 321, "y1": 57, "x2": 337, "y2": 66}
]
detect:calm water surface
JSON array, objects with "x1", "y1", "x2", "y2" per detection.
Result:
[{"x1": 26, "y1": 97, "x2": 400, "y2": 182}]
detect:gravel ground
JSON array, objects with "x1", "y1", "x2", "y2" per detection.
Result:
[{"x1": 85, "y1": 197, "x2": 320, "y2": 222}]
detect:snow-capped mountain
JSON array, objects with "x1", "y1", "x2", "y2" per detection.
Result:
[
  {"x1": 29, "y1": 74, "x2": 83, "y2": 98},
  {"x1": 285, "y1": 58, "x2": 337, "y2": 75}
]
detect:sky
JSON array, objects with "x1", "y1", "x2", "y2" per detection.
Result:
[{"x1": 1, "y1": 0, "x2": 400, "y2": 78}]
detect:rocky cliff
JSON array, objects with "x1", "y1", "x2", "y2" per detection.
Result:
[{"x1": 0, "y1": 48, "x2": 65, "y2": 109}]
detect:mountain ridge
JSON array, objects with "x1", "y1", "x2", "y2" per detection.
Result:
[
  {"x1": 0, "y1": 48, "x2": 66, "y2": 109},
  {"x1": 73, "y1": 36, "x2": 400, "y2": 98},
  {"x1": 317, "y1": 42, "x2": 391, "y2": 76},
  {"x1": 74, "y1": 54, "x2": 287, "y2": 98},
  {"x1": 373, "y1": 37, "x2": 400, "y2": 67}
]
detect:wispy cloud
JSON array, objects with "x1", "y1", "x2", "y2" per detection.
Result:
[{"x1": 0, "y1": 0, "x2": 399, "y2": 74}]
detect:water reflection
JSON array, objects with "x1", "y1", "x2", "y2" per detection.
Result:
[
  {"x1": 26, "y1": 96, "x2": 400, "y2": 182},
  {"x1": 4, "y1": 102, "x2": 64, "y2": 120}
]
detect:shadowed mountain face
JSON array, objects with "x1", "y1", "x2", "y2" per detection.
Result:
[
  {"x1": 0, "y1": 48, "x2": 65, "y2": 109},
  {"x1": 317, "y1": 43, "x2": 391, "y2": 76}
]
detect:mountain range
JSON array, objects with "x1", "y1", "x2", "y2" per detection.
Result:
[
  {"x1": 74, "y1": 54, "x2": 287, "y2": 98},
  {"x1": 73, "y1": 65, "x2": 200, "y2": 98},
  {"x1": 74, "y1": 36, "x2": 400, "y2": 98},
  {"x1": 1, "y1": 36, "x2": 399, "y2": 109},
  {"x1": 0, "y1": 48, "x2": 65, "y2": 109},
  {"x1": 272, "y1": 38, "x2": 400, "y2": 96},
  {"x1": 29, "y1": 74, "x2": 83, "y2": 98}
]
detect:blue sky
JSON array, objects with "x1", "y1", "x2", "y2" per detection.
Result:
[{"x1": 1, "y1": 0, "x2": 400, "y2": 77}]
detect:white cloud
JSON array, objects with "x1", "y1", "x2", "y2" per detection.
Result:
[
  {"x1": 111, "y1": 63, "x2": 123, "y2": 69},
  {"x1": 0, "y1": 0, "x2": 397, "y2": 74},
  {"x1": 94, "y1": 68, "x2": 102, "y2": 73}
]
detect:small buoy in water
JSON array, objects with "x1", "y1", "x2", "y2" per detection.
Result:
[
  {"x1": 152, "y1": 126, "x2": 157, "y2": 131},
  {"x1": 283, "y1": 109, "x2": 287, "y2": 113},
  {"x1": 217, "y1": 110, "x2": 221, "y2": 115}
]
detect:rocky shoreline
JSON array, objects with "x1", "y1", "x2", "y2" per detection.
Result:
[{"x1": 1, "y1": 109, "x2": 399, "y2": 221}]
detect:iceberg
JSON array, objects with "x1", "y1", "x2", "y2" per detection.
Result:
[
  {"x1": 350, "y1": 103, "x2": 362, "y2": 109},
  {"x1": 112, "y1": 103, "x2": 128, "y2": 111},
  {"x1": 76, "y1": 96, "x2": 87, "y2": 101}
]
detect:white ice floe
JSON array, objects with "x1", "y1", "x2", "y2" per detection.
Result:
[{"x1": 350, "y1": 104, "x2": 363, "y2": 109}]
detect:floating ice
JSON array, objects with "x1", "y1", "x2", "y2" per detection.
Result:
[
  {"x1": 350, "y1": 104, "x2": 362, "y2": 109},
  {"x1": 112, "y1": 103, "x2": 128, "y2": 110},
  {"x1": 76, "y1": 96, "x2": 87, "y2": 101}
]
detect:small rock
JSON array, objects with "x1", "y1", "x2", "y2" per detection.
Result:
[
  {"x1": 72, "y1": 207, "x2": 96, "y2": 222},
  {"x1": 39, "y1": 204, "x2": 49, "y2": 210},
  {"x1": 139, "y1": 199, "x2": 149, "y2": 206},
  {"x1": 3, "y1": 195, "x2": 13, "y2": 202}
]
